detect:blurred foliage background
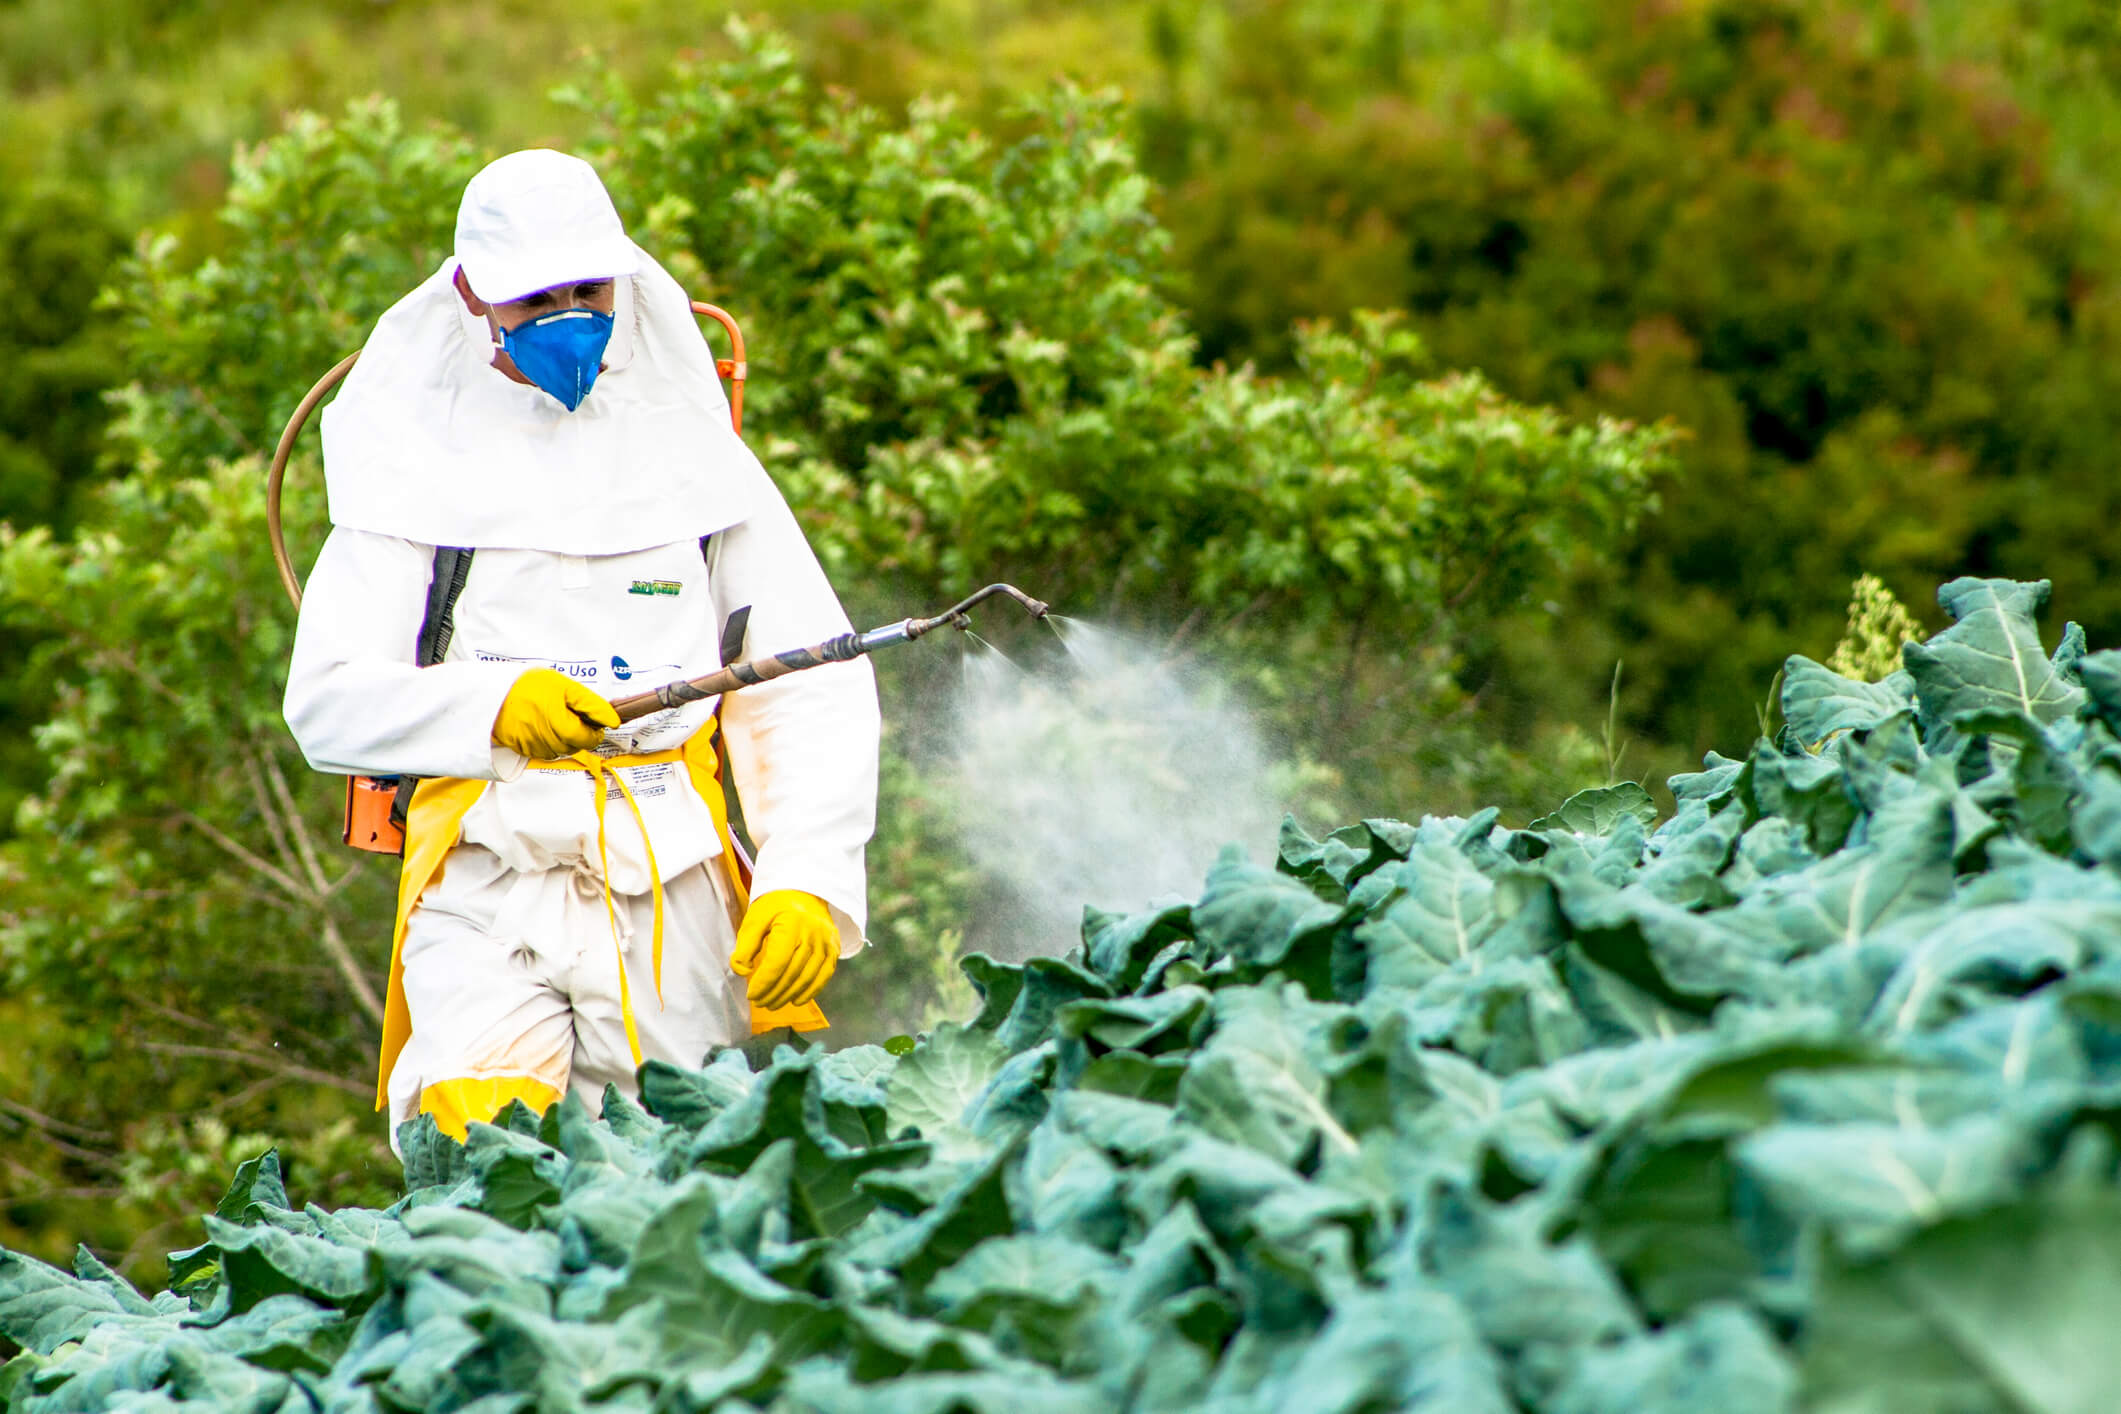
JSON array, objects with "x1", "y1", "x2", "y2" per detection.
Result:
[{"x1": 4, "y1": 0, "x2": 2119, "y2": 1277}]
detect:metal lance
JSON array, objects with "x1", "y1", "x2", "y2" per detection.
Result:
[{"x1": 608, "y1": 584, "x2": 1049, "y2": 724}]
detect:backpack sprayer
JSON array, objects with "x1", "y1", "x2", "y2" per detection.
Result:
[{"x1": 268, "y1": 301, "x2": 1048, "y2": 856}]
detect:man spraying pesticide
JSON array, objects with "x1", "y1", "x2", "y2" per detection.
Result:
[{"x1": 279, "y1": 151, "x2": 1041, "y2": 1149}]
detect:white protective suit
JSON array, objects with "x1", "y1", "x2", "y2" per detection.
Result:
[{"x1": 283, "y1": 245, "x2": 879, "y2": 1143}]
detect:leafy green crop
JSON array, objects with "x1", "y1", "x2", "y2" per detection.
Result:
[{"x1": 11, "y1": 574, "x2": 2121, "y2": 1412}]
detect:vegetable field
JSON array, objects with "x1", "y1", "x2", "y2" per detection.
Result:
[{"x1": 8, "y1": 575, "x2": 2121, "y2": 1412}]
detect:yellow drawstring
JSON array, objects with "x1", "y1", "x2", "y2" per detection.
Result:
[
  {"x1": 528, "y1": 747, "x2": 674, "y2": 1067},
  {"x1": 382, "y1": 721, "x2": 822, "y2": 1111}
]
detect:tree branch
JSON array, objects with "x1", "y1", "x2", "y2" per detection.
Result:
[
  {"x1": 84, "y1": 644, "x2": 190, "y2": 711},
  {"x1": 5, "y1": 1183, "x2": 126, "y2": 1204},
  {"x1": 184, "y1": 382, "x2": 256, "y2": 457},
  {"x1": 138, "y1": 1042, "x2": 368, "y2": 1098},
  {"x1": 200, "y1": 1073, "x2": 288, "y2": 1116},
  {"x1": 136, "y1": 999, "x2": 365, "y2": 1073},
  {"x1": 236, "y1": 734, "x2": 385, "y2": 1029},
  {"x1": 0, "y1": 1150, "x2": 126, "y2": 1203},
  {"x1": 235, "y1": 739, "x2": 309, "y2": 902},
  {"x1": 1162, "y1": 588, "x2": 1276, "y2": 667},
  {"x1": 119, "y1": 1216, "x2": 195, "y2": 1279},
  {"x1": 319, "y1": 914, "x2": 385, "y2": 1030},
  {"x1": 0, "y1": 1095, "x2": 112, "y2": 1143},
  {"x1": 258, "y1": 737, "x2": 334, "y2": 900},
  {"x1": 176, "y1": 809, "x2": 309, "y2": 903},
  {"x1": 322, "y1": 860, "x2": 370, "y2": 898},
  {"x1": 0, "y1": 1101, "x2": 121, "y2": 1169}
]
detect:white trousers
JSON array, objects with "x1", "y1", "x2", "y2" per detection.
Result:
[{"x1": 385, "y1": 841, "x2": 749, "y2": 1147}]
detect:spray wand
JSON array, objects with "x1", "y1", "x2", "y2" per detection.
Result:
[{"x1": 608, "y1": 583, "x2": 1049, "y2": 724}]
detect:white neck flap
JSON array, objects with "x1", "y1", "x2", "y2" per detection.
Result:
[{"x1": 320, "y1": 244, "x2": 763, "y2": 555}]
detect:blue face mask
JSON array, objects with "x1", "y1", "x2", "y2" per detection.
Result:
[{"x1": 499, "y1": 306, "x2": 614, "y2": 411}]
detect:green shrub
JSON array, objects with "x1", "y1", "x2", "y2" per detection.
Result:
[{"x1": 1130, "y1": 0, "x2": 2121, "y2": 752}]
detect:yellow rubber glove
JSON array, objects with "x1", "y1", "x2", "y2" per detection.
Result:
[
  {"x1": 491, "y1": 668, "x2": 619, "y2": 760},
  {"x1": 731, "y1": 890, "x2": 839, "y2": 1010}
]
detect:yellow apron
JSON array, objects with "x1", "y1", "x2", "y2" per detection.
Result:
[{"x1": 374, "y1": 725, "x2": 826, "y2": 1110}]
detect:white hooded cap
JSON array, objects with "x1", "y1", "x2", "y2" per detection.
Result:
[
  {"x1": 455, "y1": 149, "x2": 642, "y2": 304},
  {"x1": 320, "y1": 149, "x2": 766, "y2": 556}
]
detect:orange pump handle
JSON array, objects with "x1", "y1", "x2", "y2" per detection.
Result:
[
  {"x1": 265, "y1": 300, "x2": 749, "y2": 609},
  {"x1": 692, "y1": 301, "x2": 746, "y2": 435}
]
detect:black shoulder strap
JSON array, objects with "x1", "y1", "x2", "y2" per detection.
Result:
[
  {"x1": 389, "y1": 545, "x2": 476, "y2": 834},
  {"x1": 700, "y1": 534, "x2": 752, "y2": 666},
  {"x1": 415, "y1": 545, "x2": 475, "y2": 667},
  {"x1": 720, "y1": 604, "x2": 752, "y2": 666}
]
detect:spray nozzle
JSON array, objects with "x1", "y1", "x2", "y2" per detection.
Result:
[{"x1": 906, "y1": 584, "x2": 1050, "y2": 639}]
